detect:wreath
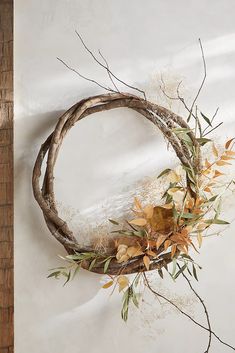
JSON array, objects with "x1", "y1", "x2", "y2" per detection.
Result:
[{"x1": 32, "y1": 34, "x2": 235, "y2": 352}]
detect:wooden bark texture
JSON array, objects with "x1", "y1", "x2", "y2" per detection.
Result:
[{"x1": 0, "y1": 0, "x2": 13, "y2": 352}]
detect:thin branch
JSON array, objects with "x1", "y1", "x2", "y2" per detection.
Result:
[
  {"x1": 203, "y1": 122, "x2": 223, "y2": 137},
  {"x1": 179, "y1": 266, "x2": 212, "y2": 353},
  {"x1": 75, "y1": 30, "x2": 147, "y2": 100},
  {"x1": 98, "y1": 49, "x2": 120, "y2": 93},
  {"x1": 202, "y1": 107, "x2": 220, "y2": 136},
  {"x1": 143, "y1": 272, "x2": 235, "y2": 351},
  {"x1": 187, "y1": 38, "x2": 207, "y2": 122},
  {"x1": 57, "y1": 57, "x2": 116, "y2": 93}
]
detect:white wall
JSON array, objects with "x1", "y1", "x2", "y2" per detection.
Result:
[{"x1": 15, "y1": 1, "x2": 235, "y2": 352}]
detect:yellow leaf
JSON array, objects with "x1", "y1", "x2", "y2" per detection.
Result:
[
  {"x1": 202, "y1": 169, "x2": 212, "y2": 176},
  {"x1": 134, "y1": 197, "x2": 142, "y2": 210},
  {"x1": 129, "y1": 218, "x2": 147, "y2": 226},
  {"x1": 127, "y1": 246, "x2": 144, "y2": 258},
  {"x1": 225, "y1": 138, "x2": 235, "y2": 149},
  {"x1": 143, "y1": 204, "x2": 154, "y2": 219},
  {"x1": 117, "y1": 275, "x2": 129, "y2": 292},
  {"x1": 212, "y1": 143, "x2": 219, "y2": 158},
  {"x1": 168, "y1": 187, "x2": 182, "y2": 195},
  {"x1": 117, "y1": 254, "x2": 129, "y2": 263},
  {"x1": 168, "y1": 170, "x2": 182, "y2": 183},
  {"x1": 143, "y1": 255, "x2": 150, "y2": 270},
  {"x1": 216, "y1": 160, "x2": 231, "y2": 166},
  {"x1": 102, "y1": 280, "x2": 114, "y2": 289},
  {"x1": 204, "y1": 159, "x2": 211, "y2": 168},
  {"x1": 161, "y1": 203, "x2": 173, "y2": 209},
  {"x1": 197, "y1": 232, "x2": 203, "y2": 248}
]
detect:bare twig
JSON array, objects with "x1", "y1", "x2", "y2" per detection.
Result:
[
  {"x1": 187, "y1": 38, "x2": 207, "y2": 122},
  {"x1": 57, "y1": 57, "x2": 116, "y2": 93},
  {"x1": 143, "y1": 273, "x2": 235, "y2": 351},
  {"x1": 98, "y1": 49, "x2": 120, "y2": 92},
  {"x1": 75, "y1": 30, "x2": 147, "y2": 100},
  {"x1": 179, "y1": 265, "x2": 212, "y2": 353}
]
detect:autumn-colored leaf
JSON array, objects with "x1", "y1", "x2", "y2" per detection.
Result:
[
  {"x1": 164, "y1": 240, "x2": 171, "y2": 251},
  {"x1": 204, "y1": 187, "x2": 211, "y2": 193},
  {"x1": 214, "y1": 170, "x2": 224, "y2": 178},
  {"x1": 161, "y1": 203, "x2": 173, "y2": 209},
  {"x1": 171, "y1": 244, "x2": 177, "y2": 258},
  {"x1": 204, "y1": 159, "x2": 211, "y2": 168},
  {"x1": 216, "y1": 160, "x2": 231, "y2": 166},
  {"x1": 102, "y1": 280, "x2": 114, "y2": 289},
  {"x1": 225, "y1": 138, "x2": 235, "y2": 149},
  {"x1": 221, "y1": 155, "x2": 235, "y2": 161},
  {"x1": 127, "y1": 246, "x2": 144, "y2": 258},
  {"x1": 156, "y1": 234, "x2": 168, "y2": 250},
  {"x1": 129, "y1": 218, "x2": 147, "y2": 226},
  {"x1": 225, "y1": 150, "x2": 235, "y2": 156},
  {"x1": 143, "y1": 205, "x2": 154, "y2": 219},
  {"x1": 197, "y1": 232, "x2": 203, "y2": 248},
  {"x1": 134, "y1": 197, "x2": 142, "y2": 210},
  {"x1": 168, "y1": 170, "x2": 182, "y2": 183},
  {"x1": 212, "y1": 143, "x2": 219, "y2": 158},
  {"x1": 143, "y1": 255, "x2": 150, "y2": 270},
  {"x1": 117, "y1": 275, "x2": 129, "y2": 292},
  {"x1": 150, "y1": 206, "x2": 174, "y2": 233},
  {"x1": 146, "y1": 249, "x2": 157, "y2": 257}
]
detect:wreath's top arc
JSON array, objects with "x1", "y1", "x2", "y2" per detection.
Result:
[{"x1": 32, "y1": 92, "x2": 201, "y2": 275}]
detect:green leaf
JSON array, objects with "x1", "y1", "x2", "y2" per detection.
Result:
[
  {"x1": 192, "y1": 264, "x2": 198, "y2": 281},
  {"x1": 89, "y1": 258, "x2": 97, "y2": 271},
  {"x1": 196, "y1": 138, "x2": 212, "y2": 146},
  {"x1": 157, "y1": 168, "x2": 172, "y2": 179},
  {"x1": 200, "y1": 112, "x2": 212, "y2": 127},
  {"x1": 47, "y1": 271, "x2": 61, "y2": 279},
  {"x1": 205, "y1": 219, "x2": 230, "y2": 225},
  {"x1": 158, "y1": 268, "x2": 164, "y2": 279},
  {"x1": 208, "y1": 195, "x2": 218, "y2": 202},
  {"x1": 181, "y1": 213, "x2": 198, "y2": 219},
  {"x1": 72, "y1": 263, "x2": 81, "y2": 279},
  {"x1": 108, "y1": 219, "x2": 119, "y2": 225},
  {"x1": 174, "y1": 264, "x2": 187, "y2": 279},
  {"x1": 63, "y1": 270, "x2": 71, "y2": 286},
  {"x1": 104, "y1": 257, "x2": 112, "y2": 273}
]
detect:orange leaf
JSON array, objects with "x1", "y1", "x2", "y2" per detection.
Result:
[
  {"x1": 143, "y1": 205, "x2": 154, "y2": 219},
  {"x1": 216, "y1": 160, "x2": 231, "y2": 166},
  {"x1": 212, "y1": 143, "x2": 219, "y2": 158},
  {"x1": 164, "y1": 240, "x2": 171, "y2": 251},
  {"x1": 150, "y1": 206, "x2": 174, "y2": 233},
  {"x1": 214, "y1": 170, "x2": 224, "y2": 178},
  {"x1": 221, "y1": 155, "x2": 235, "y2": 161},
  {"x1": 171, "y1": 245, "x2": 177, "y2": 258},
  {"x1": 225, "y1": 138, "x2": 235, "y2": 149},
  {"x1": 143, "y1": 255, "x2": 150, "y2": 270},
  {"x1": 102, "y1": 280, "x2": 114, "y2": 289},
  {"x1": 204, "y1": 187, "x2": 211, "y2": 192},
  {"x1": 225, "y1": 150, "x2": 235, "y2": 156},
  {"x1": 146, "y1": 250, "x2": 157, "y2": 257},
  {"x1": 129, "y1": 218, "x2": 147, "y2": 226},
  {"x1": 127, "y1": 246, "x2": 144, "y2": 258},
  {"x1": 156, "y1": 234, "x2": 168, "y2": 249}
]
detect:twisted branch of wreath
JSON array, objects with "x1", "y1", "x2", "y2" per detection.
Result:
[{"x1": 32, "y1": 33, "x2": 235, "y2": 352}]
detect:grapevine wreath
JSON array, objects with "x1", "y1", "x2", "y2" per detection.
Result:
[{"x1": 32, "y1": 35, "x2": 235, "y2": 352}]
